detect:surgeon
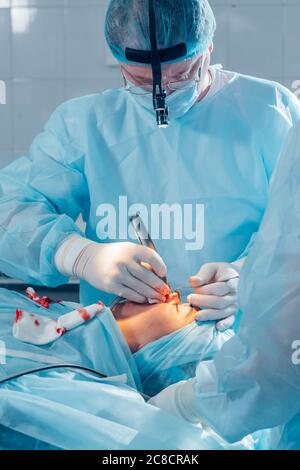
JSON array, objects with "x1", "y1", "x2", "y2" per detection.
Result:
[
  {"x1": 0, "y1": 0, "x2": 299, "y2": 330},
  {"x1": 149, "y1": 121, "x2": 300, "y2": 449}
]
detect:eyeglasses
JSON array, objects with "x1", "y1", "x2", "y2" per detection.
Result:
[{"x1": 122, "y1": 66, "x2": 202, "y2": 96}]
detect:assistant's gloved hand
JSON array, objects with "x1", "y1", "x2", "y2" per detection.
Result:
[
  {"x1": 55, "y1": 235, "x2": 169, "y2": 303},
  {"x1": 148, "y1": 379, "x2": 202, "y2": 424},
  {"x1": 188, "y1": 260, "x2": 246, "y2": 331}
]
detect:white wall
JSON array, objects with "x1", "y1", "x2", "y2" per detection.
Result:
[{"x1": 0, "y1": 0, "x2": 299, "y2": 168}]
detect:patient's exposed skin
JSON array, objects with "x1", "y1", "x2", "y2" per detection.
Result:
[{"x1": 112, "y1": 301, "x2": 198, "y2": 353}]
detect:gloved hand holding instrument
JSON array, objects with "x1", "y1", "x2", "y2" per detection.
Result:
[
  {"x1": 111, "y1": 213, "x2": 179, "y2": 309},
  {"x1": 55, "y1": 215, "x2": 170, "y2": 305}
]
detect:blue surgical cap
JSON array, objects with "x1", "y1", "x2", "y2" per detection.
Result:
[{"x1": 105, "y1": 0, "x2": 216, "y2": 65}]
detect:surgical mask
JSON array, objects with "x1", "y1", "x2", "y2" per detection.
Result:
[
  {"x1": 124, "y1": 52, "x2": 211, "y2": 122},
  {"x1": 128, "y1": 88, "x2": 197, "y2": 121},
  {"x1": 166, "y1": 82, "x2": 203, "y2": 120}
]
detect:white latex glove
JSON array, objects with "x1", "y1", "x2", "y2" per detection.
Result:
[
  {"x1": 188, "y1": 259, "x2": 246, "y2": 331},
  {"x1": 55, "y1": 235, "x2": 169, "y2": 304},
  {"x1": 148, "y1": 379, "x2": 201, "y2": 424}
]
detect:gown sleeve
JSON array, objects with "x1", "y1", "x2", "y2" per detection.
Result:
[{"x1": 0, "y1": 104, "x2": 89, "y2": 287}]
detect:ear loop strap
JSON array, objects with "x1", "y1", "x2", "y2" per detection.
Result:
[{"x1": 197, "y1": 50, "x2": 212, "y2": 97}]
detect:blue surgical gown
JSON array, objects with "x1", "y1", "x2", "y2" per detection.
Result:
[
  {"x1": 0, "y1": 72, "x2": 299, "y2": 305},
  {"x1": 192, "y1": 121, "x2": 300, "y2": 449}
]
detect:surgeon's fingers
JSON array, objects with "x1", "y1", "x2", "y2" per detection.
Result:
[
  {"x1": 189, "y1": 264, "x2": 219, "y2": 287},
  {"x1": 124, "y1": 267, "x2": 166, "y2": 302},
  {"x1": 134, "y1": 246, "x2": 167, "y2": 279},
  {"x1": 227, "y1": 277, "x2": 239, "y2": 291},
  {"x1": 193, "y1": 281, "x2": 236, "y2": 297},
  {"x1": 216, "y1": 315, "x2": 236, "y2": 332},
  {"x1": 117, "y1": 286, "x2": 148, "y2": 304},
  {"x1": 195, "y1": 306, "x2": 237, "y2": 322},
  {"x1": 128, "y1": 262, "x2": 170, "y2": 296},
  {"x1": 188, "y1": 293, "x2": 236, "y2": 310}
]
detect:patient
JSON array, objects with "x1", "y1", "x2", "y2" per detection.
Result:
[
  {"x1": 111, "y1": 296, "x2": 234, "y2": 397},
  {"x1": 1, "y1": 287, "x2": 250, "y2": 450},
  {"x1": 8, "y1": 285, "x2": 233, "y2": 398},
  {"x1": 112, "y1": 300, "x2": 198, "y2": 353}
]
